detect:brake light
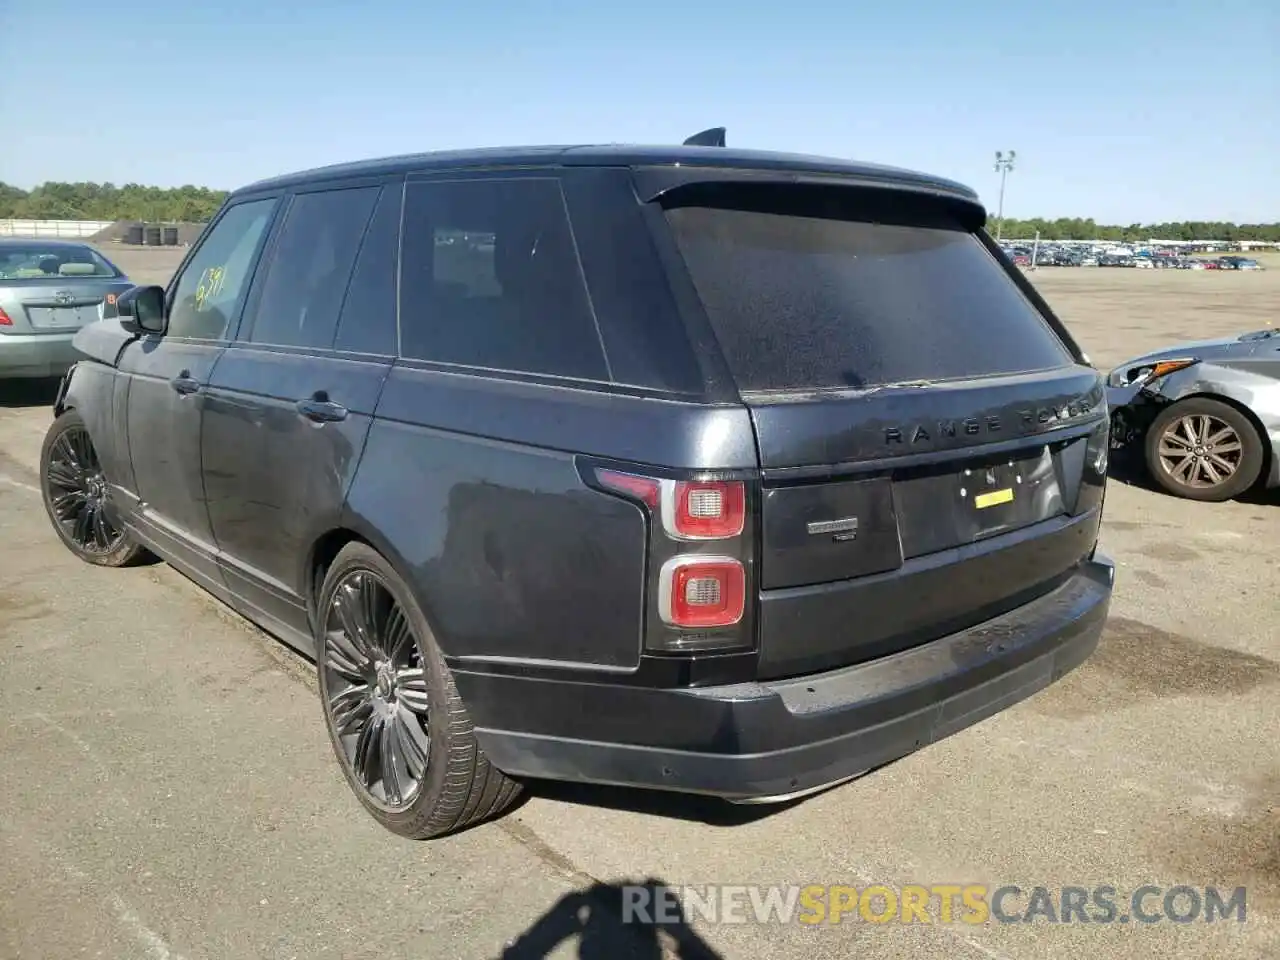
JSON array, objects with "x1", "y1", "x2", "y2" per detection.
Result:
[
  {"x1": 592, "y1": 465, "x2": 755, "y2": 655},
  {"x1": 0, "y1": 307, "x2": 11, "y2": 326},
  {"x1": 663, "y1": 480, "x2": 745, "y2": 540},
  {"x1": 658, "y1": 556, "x2": 745, "y2": 628}
]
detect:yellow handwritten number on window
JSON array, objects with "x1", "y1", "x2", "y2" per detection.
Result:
[{"x1": 194, "y1": 265, "x2": 227, "y2": 312}]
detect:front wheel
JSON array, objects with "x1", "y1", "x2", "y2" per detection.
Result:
[
  {"x1": 1144, "y1": 397, "x2": 1264, "y2": 502},
  {"x1": 40, "y1": 410, "x2": 148, "y2": 567},
  {"x1": 315, "y1": 542, "x2": 522, "y2": 839}
]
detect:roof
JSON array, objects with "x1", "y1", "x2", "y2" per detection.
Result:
[{"x1": 235, "y1": 143, "x2": 979, "y2": 201}]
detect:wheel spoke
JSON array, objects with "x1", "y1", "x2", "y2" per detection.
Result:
[
  {"x1": 1206, "y1": 426, "x2": 1235, "y2": 446},
  {"x1": 1196, "y1": 416, "x2": 1212, "y2": 444},
  {"x1": 333, "y1": 579, "x2": 376, "y2": 659},
  {"x1": 1200, "y1": 459, "x2": 1223, "y2": 484},
  {"x1": 1179, "y1": 418, "x2": 1199, "y2": 446},
  {"x1": 352, "y1": 714, "x2": 383, "y2": 787},
  {"x1": 1161, "y1": 432, "x2": 1192, "y2": 450},
  {"x1": 1168, "y1": 454, "x2": 1196, "y2": 481},
  {"x1": 72, "y1": 502, "x2": 94, "y2": 544},
  {"x1": 91, "y1": 505, "x2": 114, "y2": 550},
  {"x1": 52, "y1": 489, "x2": 86, "y2": 522},
  {"x1": 1207, "y1": 453, "x2": 1237, "y2": 474},
  {"x1": 357, "y1": 574, "x2": 386, "y2": 656},
  {"x1": 396, "y1": 712, "x2": 430, "y2": 778},
  {"x1": 325, "y1": 629, "x2": 369, "y2": 681},
  {"x1": 47, "y1": 459, "x2": 82, "y2": 490},
  {"x1": 381, "y1": 718, "x2": 406, "y2": 806},
  {"x1": 329, "y1": 683, "x2": 373, "y2": 735},
  {"x1": 53, "y1": 432, "x2": 82, "y2": 473},
  {"x1": 396, "y1": 667, "x2": 430, "y2": 714},
  {"x1": 384, "y1": 604, "x2": 413, "y2": 664}
]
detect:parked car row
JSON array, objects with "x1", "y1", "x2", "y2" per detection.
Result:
[{"x1": 1000, "y1": 243, "x2": 1264, "y2": 272}]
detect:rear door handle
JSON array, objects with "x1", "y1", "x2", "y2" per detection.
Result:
[
  {"x1": 170, "y1": 371, "x2": 200, "y2": 395},
  {"x1": 295, "y1": 396, "x2": 348, "y2": 423}
]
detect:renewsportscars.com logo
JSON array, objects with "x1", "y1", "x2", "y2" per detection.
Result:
[{"x1": 620, "y1": 884, "x2": 1249, "y2": 926}]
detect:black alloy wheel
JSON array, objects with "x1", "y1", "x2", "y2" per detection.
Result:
[
  {"x1": 40, "y1": 410, "x2": 146, "y2": 567},
  {"x1": 320, "y1": 568, "x2": 431, "y2": 811},
  {"x1": 315, "y1": 542, "x2": 522, "y2": 838}
]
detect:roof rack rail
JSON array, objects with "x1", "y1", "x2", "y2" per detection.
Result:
[{"x1": 682, "y1": 127, "x2": 726, "y2": 147}]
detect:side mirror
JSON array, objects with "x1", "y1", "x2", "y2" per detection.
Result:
[{"x1": 117, "y1": 285, "x2": 167, "y2": 334}]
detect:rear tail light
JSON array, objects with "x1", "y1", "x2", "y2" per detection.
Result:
[
  {"x1": 663, "y1": 480, "x2": 745, "y2": 539},
  {"x1": 0, "y1": 307, "x2": 12, "y2": 326},
  {"x1": 658, "y1": 556, "x2": 746, "y2": 628},
  {"x1": 594, "y1": 467, "x2": 754, "y2": 656}
]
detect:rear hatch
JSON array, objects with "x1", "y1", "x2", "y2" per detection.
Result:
[{"x1": 657, "y1": 181, "x2": 1108, "y2": 679}]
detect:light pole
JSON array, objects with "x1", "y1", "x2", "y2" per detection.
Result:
[{"x1": 993, "y1": 150, "x2": 1016, "y2": 241}]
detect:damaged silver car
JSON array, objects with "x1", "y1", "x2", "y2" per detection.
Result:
[{"x1": 1106, "y1": 328, "x2": 1280, "y2": 502}]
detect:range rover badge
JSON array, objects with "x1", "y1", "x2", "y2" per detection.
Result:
[{"x1": 807, "y1": 517, "x2": 859, "y2": 542}]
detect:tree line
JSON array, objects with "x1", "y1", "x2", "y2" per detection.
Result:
[
  {"x1": 988, "y1": 216, "x2": 1279, "y2": 243},
  {"x1": 0, "y1": 182, "x2": 228, "y2": 223},
  {"x1": 1, "y1": 181, "x2": 1278, "y2": 242}
]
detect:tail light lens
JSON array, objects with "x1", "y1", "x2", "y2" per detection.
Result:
[
  {"x1": 0, "y1": 307, "x2": 12, "y2": 326},
  {"x1": 658, "y1": 556, "x2": 746, "y2": 628},
  {"x1": 594, "y1": 467, "x2": 755, "y2": 656},
  {"x1": 663, "y1": 480, "x2": 745, "y2": 539}
]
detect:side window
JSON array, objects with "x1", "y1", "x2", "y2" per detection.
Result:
[
  {"x1": 245, "y1": 186, "x2": 380, "y2": 349},
  {"x1": 333, "y1": 183, "x2": 401, "y2": 356},
  {"x1": 167, "y1": 199, "x2": 276, "y2": 340},
  {"x1": 399, "y1": 178, "x2": 608, "y2": 381}
]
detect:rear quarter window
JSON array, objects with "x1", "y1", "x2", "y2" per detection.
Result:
[
  {"x1": 664, "y1": 203, "x2": 1073, "y2": 393},
  {"x1": 399, "y1": 177, "x2": 609, "y2": 382}
]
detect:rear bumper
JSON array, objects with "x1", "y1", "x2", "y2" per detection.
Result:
[
  {"x1": 462, "y1": 553, "x2": 1115, "y2": 800},
  {"x1": 0, "y1": 332, "x2": 80, "y2": 378}
]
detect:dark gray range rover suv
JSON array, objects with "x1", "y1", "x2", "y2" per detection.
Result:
[{"x1": 42, "y1": 140, "x2": 1115, "y2": 838}]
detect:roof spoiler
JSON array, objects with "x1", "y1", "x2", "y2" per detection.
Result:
[{"x1": 682, "y1": 127, "x2": 726, "y2": 147}]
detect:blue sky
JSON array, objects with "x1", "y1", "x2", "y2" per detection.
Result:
[{"x1": 2, "y1": 0, "x2": 1275, "y2": 222}]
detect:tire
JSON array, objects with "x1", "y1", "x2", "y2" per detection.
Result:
[
  {"x1": 1144, "y1": 397, "x2": 1264, "y2": 502},
  {"x1": 315, "y1": 542, "x2": 522, "y2": 839},
  {"x1": 40, "y1": 410, "x2": 149, "y2": 567}
]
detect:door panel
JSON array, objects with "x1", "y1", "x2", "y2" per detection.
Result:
[
  {"x1": 200, "y1": 181, "x2": 397, "y2": 643},
  {"x1": 202, "y1": 348, "x2": 388, "y2": 637},
  {"x1": 118, "y1": 337, "x2": 225, "y2": 586}
]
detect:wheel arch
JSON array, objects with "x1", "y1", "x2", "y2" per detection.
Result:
[{"x1": 303, "y1": 521, "x2": 457, "y2": 656}]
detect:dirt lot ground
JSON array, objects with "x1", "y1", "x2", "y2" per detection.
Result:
[{"x1": 1, "y1": 248, "x2": 1277, "y2": 960}]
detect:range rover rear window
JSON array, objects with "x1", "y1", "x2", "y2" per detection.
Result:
[{"x1": 663, "y1": 200, "x2": 1073, "y2": 393}]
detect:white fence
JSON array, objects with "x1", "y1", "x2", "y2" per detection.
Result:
[{"x1": 0, "y1": 219, "x2": 116, "y2": 239}]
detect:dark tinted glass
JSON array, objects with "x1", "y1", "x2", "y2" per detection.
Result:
[
  {"x1": 400, "y1": 178, "x2": 608, "y2": 380},
  {"x1": 665, "y1": 205, "x2": 1072, "y2": 392},
  {"x1": 559, "y1": 168, "x2": 705, "y2": 395},
  {"x1": 168, "y1": 199, "x2": 275, "y2": 340},
  {"x1": 247, "y1": 186, "x2": 380, "y2": 349},
  {"x1": 334, "y1": 183, "x2": 401, "y2": 356}
]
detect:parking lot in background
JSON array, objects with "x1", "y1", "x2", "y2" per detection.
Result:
[{"x1": 1, "y1": 246, "x2": 1277, "y2": 960}]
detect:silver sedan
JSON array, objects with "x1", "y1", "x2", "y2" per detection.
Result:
[
  {"x1": 0, "y1": 239, "x2": 133, "y2": 379},
  {"x1": 1106, "y1": 328, "x2": 1280, "y2": 501}
]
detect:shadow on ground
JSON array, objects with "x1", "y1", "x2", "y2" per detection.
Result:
[
  {"x1": 499, "y1": 879, "x2": 724, "y2": 959},
  {"x1": 523, "y1": 778, "x2": 826, "y2": 828},
  {"x1": 0, "y1": 378, "x2": 59, "y2": 409}
]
